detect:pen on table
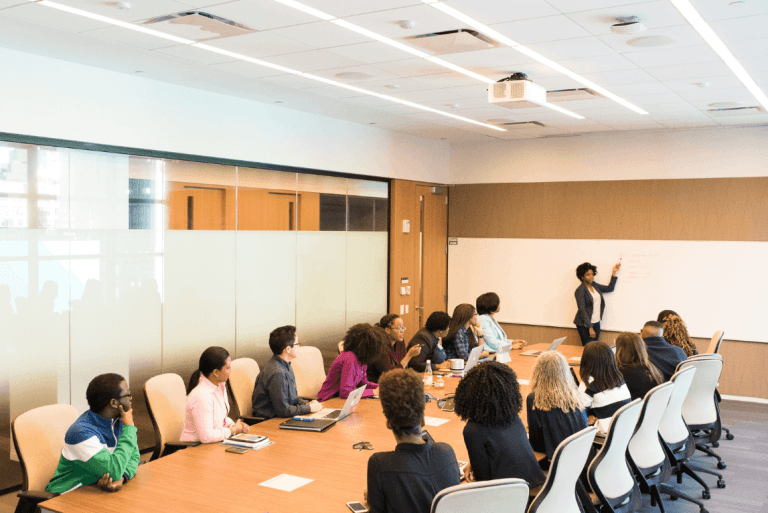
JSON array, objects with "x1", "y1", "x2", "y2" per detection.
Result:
[{"x1": 293, "y1": 416, "x2": 314, "y2": 422}]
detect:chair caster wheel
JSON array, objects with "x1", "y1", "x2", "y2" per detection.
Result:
[
  {"x1": 702, "y1": 491, "x2": 711, "y2": 500},
  {"x1": 701, "y1": 509, "x2": 709, "y2": 513},
  {"x1": 726, "y1": 434, "x2": 734, "y2": 440},
  {"x1": 717, "y1": 480, "x2": 726, "y2": 489},
  {"x1": 670, "y1": 496, "x2": 679, "y2": 501},
  {"x1": 717, "y1": 462, "x2": 727, "y2": 469},
  {"x1": 711, "y1": 441, "x2": 719, "y2": 448}
]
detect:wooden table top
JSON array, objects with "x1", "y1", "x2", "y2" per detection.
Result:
[{"x1": 41, "y1": 343, "x2": 583, "y2": 513}]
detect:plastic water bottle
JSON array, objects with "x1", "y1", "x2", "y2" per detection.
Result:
[{"x1": 424, "y1": 359, "x2": 433, "y2": 387}]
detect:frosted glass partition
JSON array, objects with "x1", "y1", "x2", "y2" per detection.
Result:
[{"x1": 0, "y1": 139, "x2": 389, "y2": 490}]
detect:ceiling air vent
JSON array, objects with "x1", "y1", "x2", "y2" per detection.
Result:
[
  {"x1": 707, "y1": 106, "x2": 765, "y2": 117},
  {"x1": 143, "y1": 12, "x2": 255, "y2": 41},
  {"x1": 547, "y1": 88, "x2": 604, "y2": 102},
  {"x1": 404, "y1": 29, "x2": 500, "y2": 55}
]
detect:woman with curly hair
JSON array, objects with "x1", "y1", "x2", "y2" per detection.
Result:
[
  {"x1": 367, "y1": 314, "x2": 421, "y2": 383},
  {"x1": 615, "y1": 332, "x2": 663, "y2": 400},
  {"x1": 662, "y1": 315, "x2": 699, "y2": 357},
  {"x1": 578, "y1": 341, "x2": 631, "y2": 433},
  {"x1": 454, "y1": 361, "x2": 545, "y2": 490},
  {"x1": 527, "y1": 351, "x2": 587, "y2": 467},
  {"x1": 365, "y1": 369, "x2": 460, "y2": 513},
  {"x1": 573, "y1": 261, "x2": 621, "y2": 345},
  {"x1": 317, "y1": 324, "x2": 387, "y2": 401}
]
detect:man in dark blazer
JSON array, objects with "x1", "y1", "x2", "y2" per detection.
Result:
[{"x1": 642, "y1": 320, "x2": 687, "y2": 381}]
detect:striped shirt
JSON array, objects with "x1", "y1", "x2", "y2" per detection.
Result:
[{"x1": 578, "y1": 378, "x2": 631, "y2": 434}]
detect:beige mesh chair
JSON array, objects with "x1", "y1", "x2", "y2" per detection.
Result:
[
  {"x1": 144, "y1": 373, "x2": 199, "y2": 460},
  {"x1": 431, "y1": 478, "x2": 529, "y2": 513},
  {"x1": 292, "y1": 346, "x2": 327, "y2": 399},
  {"x1": 338, "y1": 340, "x2": 345, "y2": 354},
  {"x1": 228, "y1": 357, "x2": 266, "y2": 425},
  {"x1": 11, "y1": 404, "x2": 79, "y2": 513},
  {"x1": 705, "y1": 331, "x2": 724, "y2": 355}
]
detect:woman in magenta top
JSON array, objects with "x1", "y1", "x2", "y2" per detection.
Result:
[{"x1": 318, "y1": 323, "x2": 388, "y2": 401}]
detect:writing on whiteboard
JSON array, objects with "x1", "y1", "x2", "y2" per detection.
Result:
[{"x1": 620, "y1": 251, "x2": 659, "y2": 283}]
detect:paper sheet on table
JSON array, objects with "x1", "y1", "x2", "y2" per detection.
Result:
[
  {"x1": 424, "y1": 417, "x2": 450, "y2": 427},
  {"x1": 517, "y1": 379, "x2": 530, "y2": 385},
  {"x1": 569, "y1": 357, "x2": 581, "y2": 362},
  {"x1": 259, "y1": 474, "x2": 313, "y2": 492}
]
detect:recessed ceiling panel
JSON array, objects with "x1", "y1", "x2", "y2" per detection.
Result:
[
  {"x1": 341, "y1": 5, "x2": 465, "y2": 39},
  {"x1": 204, "y1": 0, "x2": 319, "y2": 31}
]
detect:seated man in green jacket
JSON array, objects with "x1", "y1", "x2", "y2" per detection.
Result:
[{"x1": 46, "y1": 373, "x2": 140, "y2": 494}]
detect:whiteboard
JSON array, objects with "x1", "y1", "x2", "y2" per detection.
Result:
[{"x1": 448, "y1": 238, "x2": 768, "y2": 343}]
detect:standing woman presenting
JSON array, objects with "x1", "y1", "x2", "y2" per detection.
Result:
[{"x1": 573, "y1": 261, "x2": 620, "y2": 345}]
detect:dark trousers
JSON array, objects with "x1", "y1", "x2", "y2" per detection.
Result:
[{"x1": 576, "y1": 322, "x2": 601, "y2": 346}]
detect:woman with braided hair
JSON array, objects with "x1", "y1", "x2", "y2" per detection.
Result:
[{"x1": 662, "y1": 314, "x2": 699, "y2": 357}]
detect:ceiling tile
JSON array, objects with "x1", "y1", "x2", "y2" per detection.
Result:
[
  {"x1": 566, "y1": 1, "x2": 688, "y2": 36},
  {"x1": 2, "y1": 3, "x2": 109, "y2": 32},
  {"x1": 209, "y1": 59, "x2": 288, "y2": 79},
  {"x1": 693, "y1": 0, "x2": 768, "y2": 22},
  {"x1": 642, "y1": 102, "x2": 699, "y2": 113},
  {"x1": 644, "y1": 60, "x2": 731, "y2": 80},
  {"x1": 600, "y1": 117, "x2": 666, "y2": 129},
  {"x1": 342, "y1": 95, "x2": 399, "y2": 108},
  {"x1": 204, "y1": 31, "x2": 315, "y2": 58},
  {"x1": 80, "y1": 26, "x2": 180, "y2": 50},
  {"x1": 51, "y1": 0, "x2": 191, "y2": 23},
  {"x1": 326, "y1": 41, "x2": 412, "y2": 64},
  {"x1": 535, "y1": 75, "x2": 586, "y2": 90},
  {"x1": 421, "y1": 96, "x2": 497, "y2": 111},
  {"x1": 299, "y1": 0, "x2": 421, "y2": 18},
  {"x1": 439, "y1": 46, "x2": 534, "y2": 68},
  {"x1": 598, "y1": 25, "x2": 705, "y2": 53},
  {"x1": 677, "y1": 85, "x2": 753, "y2": 102},
  {"x1": 374, "y1": 57, "x2": 454, "y2": 77},
  {"x1": 689, "y1": 98, "x2": 763, "y2": 110},
  {"x1": 662, "y1": 75, "x2": 744, "y2": 92},
  {"x1": 623, "y1": 44, "x2": 719, "y2": 67},
  {"x1": 338, "y1": 76, "x2": 435, "y2": 94},
  {"x1": 260, "y1": 49, "x2": 363, "y2": 72},
  {"x1": 341, "y1": 5, "x2": 465, "y2": 39},
  {"x1": 298, "y1": 85, "x2": 359, "y2": 99},
  {"x1": 268, "y1": 21, "x2": 370, "y2": 49},
  {"x1": 602, "y1": 80, "x2": 670, "y2": 96},
  {"x1": 581, "y1": 67, "x2": 656, "y2": 85},
  {"x1": 624, "y1": 91, "x2": 686, "y2": 105},
  {"x1": 544, "y1": 0, "x2": 658, "y2": 14},
  {"x1": 154, "y1": 43, "x2": 239, "y2": 65},
  {"x1": 307, "y1": 65, "x2": 403, "y2": 84},
  {"x1": 483, "y1": 62, "x2": 564, "y2": 80},
  {"x1": 551, "y1": 97, "x2": 623, "y2": 111},
  {"x1": 0, "y1": 1, "x2": 27, "y2": 8},
  {"x1": 715, "y1": 114, "x2": 768, "y2": 125},
  {"x1": 259, "y1": 73, "x2": 331, "y2": 89},
  {"x1": 526, "y1": 36, "x2": 617, "y2": 60},
  {"x1": 174, "y1": 0, "x2": 241, "y2": 6},
  {"x1": 411, "y1": 72, "x2": 485, "y2": 89},
  {"x1": 389, "y1": 88, "x2": 464, "y2": 102},
  {"x1": 443, "y1": 0, "x2": 559, "y2": 24},
  {"x1": 710, "y1": 14, "x2": 768, "y2": 42},
  {"x1": 742, "y1": 55, "x2": 768, "y2": 73},
  {"x1": 204, "y1": 0, "x2": 319, "y2": 31},
  {"x1": 728, "y1": 37, "x2": 768, "y2": 60},
  {"x1": 490, "y1": 15, "x2": 592, "y2": 45},
  {"x1": 557, "y1": 53, "x2": 637, "y2": 73}
]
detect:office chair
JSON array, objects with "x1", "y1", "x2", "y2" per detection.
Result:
[
  {"x1": 701, "y1": 332, "x2": 734, "y2": 443},
  {"x1": 292, "y1": 346, "x2": 327, "y2": 399},
  {"x1": 587, "y1": 399, "x2": 643, "y2": 513},
  {"x1": 144, "y1": 373, "x2": 200, "y2": 460},
  {"x1": 627, "y1": 382, "x2": 676, "y2": 513},
  {"x1": 529, "y1": 426, "x2": 598, "y2": 513},
  {"x1": 228, "y1": 357, "x2": 266, "y2": 425},
  {"x1": 659, "y1": 367, "x2": 725, "y2": 502},
  {"x1": 677, "y1": 356, "x2": 728, "y2": 469},
  {"x1": 431, "y1": 478, "x2": 529, "y2": 513},
  {"x1": 11, "y1": 404, "x2": 79, "y2": 513}
]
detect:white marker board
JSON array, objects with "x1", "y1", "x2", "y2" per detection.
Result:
[{"x1": 448, "y1": 238, "x2": 768, "y2": 343}]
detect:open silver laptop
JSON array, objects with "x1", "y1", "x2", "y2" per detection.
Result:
[
  {"x1": 308, "y1": 384, "x2": 366, "y2": 421},
  {"x1": 520, "y1": 336, "x2": 567, "y2": 357},
  {"x1": 454, "y1": 346, "x2": 484, "y2": 377}
]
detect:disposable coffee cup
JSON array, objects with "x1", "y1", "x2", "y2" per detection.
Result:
[{"x1": 450, "y1": 359, "x2": 464, "y2": 371}]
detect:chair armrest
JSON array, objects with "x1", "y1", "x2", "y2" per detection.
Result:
[
  {"x1": 239, "y1": 416, "x2": 268, "y2": 426},
  {"x1": 161, "y1": 441, "x2": 201, "y2": 458},
  {"x1": 18, "y1": 490, "x2": 58, "y2": 504}
]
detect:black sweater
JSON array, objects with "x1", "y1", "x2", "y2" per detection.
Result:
[
  {"x1": 619, "y1": 365, "x2": 659, "y2": 400},
  {"x1": 526, "y1": 392, "x2": 588, "y2": 461},
  {"x1": 463, "y1": 418, "x2": 546, "y2": 487}
]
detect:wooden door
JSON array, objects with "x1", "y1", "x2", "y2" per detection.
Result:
[
  {"x1": 418, "y1": 186, "x2": 448, "y2": 327},
  {"x1": 265, "y1": 192, "x2": 297, "y2": 231},
  {"x1": 168, "y1": 188, "x2": 225, "y2": 230}
]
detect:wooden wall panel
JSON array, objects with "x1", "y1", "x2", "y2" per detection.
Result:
[
  {"x1": 389, "y1": 180, "x2": 422, "y2": 332},
  {"x1": 420, "y1": 186, "x2": 448, "y2": 322},
  {"x1": 449, "y1": 177, "x2": 768, "y2": 241},
  {"x1": 499, "y1": 322, "x2": 768, "y2": 398}
]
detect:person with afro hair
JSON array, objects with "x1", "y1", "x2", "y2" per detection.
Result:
[{"x1": 365, "y1": 369, "x2": 460, "y2": 513}]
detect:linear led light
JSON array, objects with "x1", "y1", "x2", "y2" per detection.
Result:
[
  {"x1": 330, "y1": 19, "x2": 430, "y2": 58},
  {"x1": 669, "y1": 0, "x2": 768, "y2": 110},
  {"x1": 421, "y1": 0, "x2": 648, "y2": 115},
  {"x1": 271, "y1": 0, "x2": 336, "y2": 21},
  {"x1": 542, "y1": 102, "x2": 585, "y2": 119},
  {"x1": 35, "y1": 1, "x2": 195, "y2": 45},
  {"x1": 194, "y1": 44, "x2": 302, "y2": 75}
]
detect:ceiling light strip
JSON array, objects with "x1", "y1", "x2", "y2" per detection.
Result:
[
  {"x1": 271, "y1": 0, "x2": 336, "y2": 21},
  {"x1": 422, "y1": 0, "x2": 648, "y2": 115},
  {"x1": 669, "y1": 0, "x2": 768, "y2": 110},
  {"x1": 426, "y1": 57, "x2": 495, "y2": 84},
  {"x1": 543, "y1": 102, "x2": 585, "y2": 119},
  {"x1": 194, "y1": 43, "x2": 301, "y2": 74},
  {"x1": 330, "y1": 19, "x2": 429, "y2": 58},
  {"x1": 35, "y1": 0, "x2": 195, "y2": 45}
]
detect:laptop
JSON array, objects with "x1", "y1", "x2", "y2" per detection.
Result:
[
  {"x1": 495, "y1": 342, "x2": 512, "y2": 364},
  {"x1": 454, "y1": 346, "x2": 484, "y2": 377},
  {"x1": 309, "y1": 384, "x2": 367, "y2": 421},
  {"x1": 519, "y1": 336, "x2": 567, "y2": 357}
]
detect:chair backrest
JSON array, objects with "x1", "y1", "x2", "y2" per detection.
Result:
[
  {"x1": 678, "y1": 357, "x2": 723, "y2": 427},
  {"x1": 338, "y1": 340, "x2": 344, "y2": 354},
  {"x1": 229, "y1": 358, "x2": 260, "y2": 417},
  {"x1": 658, "y1": 367, "x2": 696, "y2": 446},
  {"x1": 529, "y1": 426, "x2": 598, "y2": 513},
  {"x1": 588, "y1": 399, "x2": 643, "y2": 502},
  {"x1": 11, "y1": 404, "x2": 79, "y2": 491},
  {"x1": 628, "y1": 382, "x2": 673, "y2": 470},
  {"x1": 292, "y1": 346, "x2": 326, "y2": 399},
  {"x1": 431, "y1": 478, "x2": 529, "y2": 513},
  {"x1": 145, "y1": 373, "x2": 187, "y2": 460},
  {"x1": 705, "y1": 330, "x2": 724, "y2": 354}
]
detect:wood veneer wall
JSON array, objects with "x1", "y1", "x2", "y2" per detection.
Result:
[{"x1": 449, "y1": 177, "x2": 768, "y2": 399}]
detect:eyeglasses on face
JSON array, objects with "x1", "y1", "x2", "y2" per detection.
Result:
[
  {"x1": 389, "y1": 326, "x2": 407, "y2": 332},
  {"x1": 352, "y1": 442, "x2": 375, "y2": 451},
  {"x1": 118, "y1": 391, "x2": 132, "y2": 399}
]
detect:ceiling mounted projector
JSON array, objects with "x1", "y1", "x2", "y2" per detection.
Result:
[
  {"x1": 488, "y1": 73, "x2": 546, "y2": 109},
  {"x1": 611, "y1": 16, "x2": 646, "y2": 34}
]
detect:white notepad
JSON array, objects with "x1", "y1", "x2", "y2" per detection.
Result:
[
  {"x1": 424, "y1": 417, "x2": 450, "y2": 427},
  {"x1": 259, "y1": 474, "x2": 313, "y2": 492}
]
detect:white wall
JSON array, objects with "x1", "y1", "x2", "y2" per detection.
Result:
[
  {"x1": 0, "y1": 46, "x2": 450, "y2": 184},
  {"x1": 449, "y1": 126, "x2": 768, "y2": 184}
]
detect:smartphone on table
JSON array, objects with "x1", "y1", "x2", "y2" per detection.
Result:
[{"x1": 346, "y1": 502, "x2": 368, "y2": 512}]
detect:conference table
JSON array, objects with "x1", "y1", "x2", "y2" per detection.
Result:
[{"x1": 40, "y1": 343, "x2": 583, "y2": 513}]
